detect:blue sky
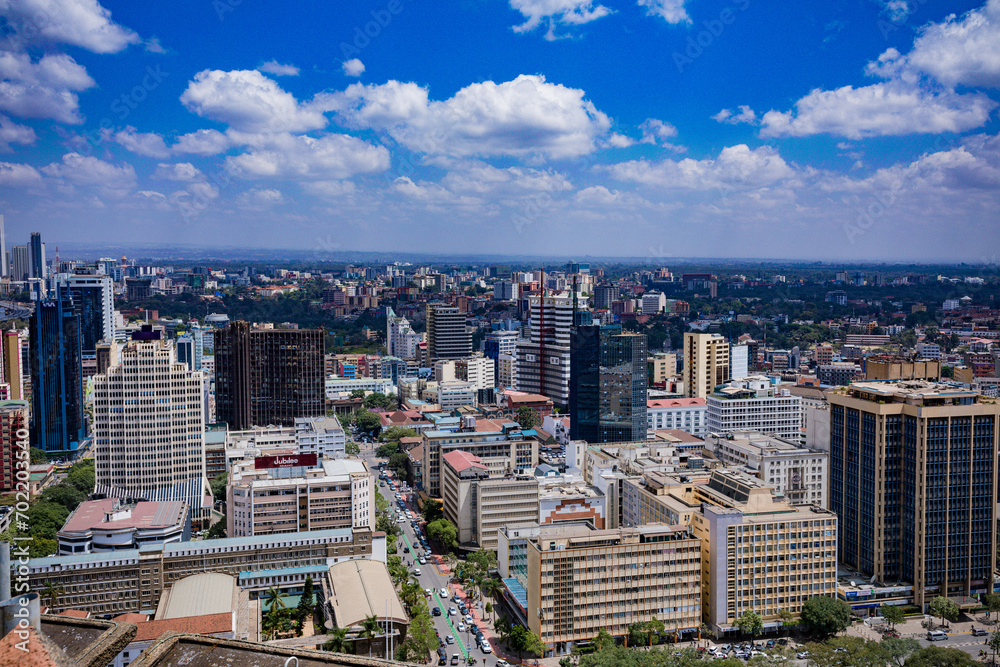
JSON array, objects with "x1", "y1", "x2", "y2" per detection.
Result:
[{"x1": 0, "y1": 0, "x2": 998, "y2": 261}]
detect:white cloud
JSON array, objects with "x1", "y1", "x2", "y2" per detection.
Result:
[
  {"x1": 180, "y1": 69, "x2": 327, "y2": 134},
  {"x1": 320, "y1": 74, "x2": 611, "y2": 160},
  {"x1": 0, "y1": 114, "x2": 35, "y2": 151},
  {"x1": 606, "y1": 144, "x2": 796, "y2": 190},
  {"x1": 237, "y1": 187, "x2": 283, "y2": 207},
  {"x1": 258, "y1": 60, "x2": 300, "y2": 77},
  {"x1": 171, "y1": 129, "x2": 232, "y2": 155},
  {"x1": 441, "y1": 162, "x2": 573, "y2": 194},
  {"x1": 143, "y1": 36, "x2": 165, "y2": 53},
  {"x1": 153, "y1": 162, "x2": 204, "y2": 182},
  {"x1": 224, "y1": 132, "x2": 389, "y2": 180},
  {"x1": 906, "y1": 0, "x2": 1000, "y2": 88},
  {"x1": 639, "y1": 118, "x2": 679, "y2": 144},
  {"x1": 573, "y1": 185, "x2": 649, "y2": 207},
  {"x1": 605, "y1": 133, "x2": 635, "y2": 148},
  {"x1": 342, "y1": 59, "x2": 365, "y2": 77},
  {"x1": 41, "y1": 151, "x2": 136, "y2": 196},
  {"x1": 0, "y1": 0, "x2": 139, "y2": 53},
  {"x1": 712, "y1": 105, "x2": 757, "y2": 125},
  {"x1": 759, "y1": 82, "x2": 995, "y2": 139},
  {"x1": 0, "y1": 160, "x2": 41, "y2": 186},
  {"x1": 114, "y1": 126, "x2": 169, "y2": 158},
  {"x1": 509, "y1": 0, "x2": 612, "y2": 39},
  {"x1": 0, "y1": 51, "x2": 95, "y2": 123},
  {"x1": 636, "y1": 0, "x2": 690, "y2": 24},
  {"x1": 301, "y1": 180, "x2": 356, "y2": 198}
]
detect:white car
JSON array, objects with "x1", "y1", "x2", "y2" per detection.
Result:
[
  {"x1": 457, "y1": 624, "x2": 466, "y2": 633},
  {"x1": 496, "y1": 661, "x2": 510, "y2": 667},
  {"x1": 481, "y1": 642, "x2": 492, "y2": 654},
  {"x1": 440, "y1": 589, "x2": 449, "y2": 599},
  {"x1": 414, "y1": 568, "x2": 421, "y2": 576}
]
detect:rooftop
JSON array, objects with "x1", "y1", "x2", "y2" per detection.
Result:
[
  {"x1": 60, "y1": 499, "x2": 188, "y2": 535},
  {"x1": 442, "y1": 450, "x2": 487, "y2": 473},
  {"x1": 157, "y1": 573, "x2": 237, "y2": 620},
  {"x1": 327, "y1": 560, "x2": 407, "y2": 629},
  {"x1": 647, "y1": 398, "x2": 706, "y2": 408}
]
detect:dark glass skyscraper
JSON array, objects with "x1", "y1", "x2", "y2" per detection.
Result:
[
  {"x1": 30, "y1": 287, "x2": 84, "y2": 454},
  {"x1": 29, "y1": 232, "x2": 44, "y2": 280},
  {"x1": 569, "y1": 325, "x2": 648, "y2": 443}
]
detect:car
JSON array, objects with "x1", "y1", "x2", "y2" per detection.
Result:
[
  {"x1": 457, "y1": 624, "x2": 466, "y2": 633},
  {"x1": 426, "y1": 588, "x2": 433, "y2": 596},
  {"x1": 973, "y1": 627, "x2": 989, "y2": 636},
  {"x1": 766, "y1": 640, "x2": 776, "y2": 649},
  {"x1": 734, "y1": 651, "x2": 749, "y2": 660},
  {"x1": 927, "y1": 630, "x2": 948, "y2": 641},
  {"x1": 495, "y1": 661, "x2": 510, "y2": 667},
  {"x1": 464, "y1": 614, "x2": 473, "y2": 624},
  {"x1": 448, "y1": 607, "x2": 457, "y2": 616},
  {"x1": 440, "y1": 589, "x2": 449, "y2": 599},
  {"x1": 445, "y1": 636, "x2": 454, "y2": 645},
  {"x1": 414, "y1": 568, "x2": 421, "y2": 576},
  {"x1": 403, "y1": 547, "x2": 409, "y2": 553},
  {"x1": 451, "y1": 655, "x2": 460, "y2": 665},
  {"x1": 432, "y1": 607, "x2": 442, "y2": 616},
  {"x1": 396, "y1": 516, "x2": 405, "y2": 523},
  {"x1": 420, "y1": 557, "x2": 427, "y2": 564},
  {"x1": 481, "y1": 642, "x2": 492, "y2": 654},
  {"x1": 796, "y1": 652, "x2": 809, "y2": 659},
  {"x1": 438, "y1": 657, "x2": 447, "y2": 666}
]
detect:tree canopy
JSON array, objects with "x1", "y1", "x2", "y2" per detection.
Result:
[{"x1": 800, "y1": 595, "x2": 852, "y2": 637}]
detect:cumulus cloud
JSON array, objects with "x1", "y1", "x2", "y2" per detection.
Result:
[
  {"x1": 604, "y1": 133, "x2": 635, "y2": 148},
  {"x1": 441, "y1": 162, "x2": 573, "y2": 194},
  {"x1": 237, "y1": 187, "x2": 283, "y2": 207},
  {"x1": 606, "y1": 144, "x2": 796, "y2": 190},
  {"x1": 509, "y1": 0, "x2": 612, "y2": 39},
  {"x1": 906, "y1": 0, "x2": 1000, "y2": 88},
  {"x1": 180, "y1": 69, "x2": 327, "y2": 134},
  {"x1": 639, "y1": 118, "x2": 679, "y2": 144},
  {"x1": 0, "y1": 51, "x2": 95, "y2": 123},
  {"x1": 0, "y1": 0, "x2": 139, "y2": 53},
  {"x1": 113, "y1": 126, "x2": 170, "y2": 158},
  {"x1": 636, "y1": 0, "x2": 690, "y2": 24},
  {"x1": 41, "y1": 151, "x2": 136, "y2": 196},
  {"x1": 153, "y1": 162, "x2": 204, "y2": 182},
  {"x1": 319, "y1": 74, "x2": 611, "y2": 160},
  {"x1": 713, "y1": 105, "x2": 757, "y2": 125},
  {"x1": 0, "y1": 115, "x2": 35, "y2": 151},
  {"x1": 301, "y1": 180, "x2": 356, "y2": 198},
  {"x1": 342, "y1": 59, "x2": 365, "y2": 77},
  {"x1": 258, "y1": 60, "x2": 300, "y2": 77},
  {"x1": 224, "y1": 132, "x2": 389, "y2": 180},
  {"x1": 171, "y1": 129, "x2": 232, "y2": 156},
  {"x1": 0, "y1": 160, "x2": 42, "y2": 186},
  {"x1": 573, "y1": 185, "x2": 649, "y2": 207}
]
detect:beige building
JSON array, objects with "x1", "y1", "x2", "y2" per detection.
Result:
[
  {"x1": 647, "y1": 352, "x2": 677, "y2": 385},
  {"x1": 227, "y1": 458, "x2": 375, "y2": 537},
  {"x1": 683, "y1": 333, "x2": 730, "y2": 399},
  {"x1": 325, "y1": 560, "x2": 408, "y2": 657},
  {"x1": 421, "y1": 425, "x2": 538, "y2": 497},
  {"x1": 519, "y1": 522, "x2": 702, "y2": 652},
  {"x1": 863, "y1": 358, "x2": 941, "y2": 382}
]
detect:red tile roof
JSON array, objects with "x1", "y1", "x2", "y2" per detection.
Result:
[
  {"x1": 57, "y1": 609, "x2": 90, "y2": 619},
  {"x1": 442, "y1": 450, "x2": 487, "y2": 473},
  {"x1": 112, "y1": 613, "x2": 150, "y2": 624},
  {"x1": 132, "y1": 613, "x2": 233, "y2": 643},
  {"x1": 646, "y1": 398, "x2": 706, "y2": 409}
]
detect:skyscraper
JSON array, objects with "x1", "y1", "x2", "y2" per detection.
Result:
[
  {"x1": 426, "y1": 303, "x2": 472, "y2": 361},
  {"x1": 60, "y1": 273, "x2": 115, "y2": 354},
  {"x1": 215, "y1": 321, "x2": 325, "y2": 430},
  {"x1": 3, "y1": 331, "x2": 23, "y2": 400},
  {"x1": 10, "y1": 244, "x2": 29, "y2": 283},
  {"x1": 30, "y1": 287, "x2": 84, "y2": 454},
  {"x1": 92, "y1": 329, "x2": 211, "y2": 518},
  {"x1": 829, "y1": 380, "x2": 1000, "y2": 608},
  {"x1": 593, "y1": 284, "x2": 620, "y2": 310},
  {"x1": 683, "y1": 332, "x2": 730, "y2": 399},
  {"x1": 515, "y1": 295, "x2": 574, "y2": 409},
  {"x1": 569, "y1": 324, "x2": 648, "y2": 443},
  {"x1": 0, "y1": 214, "x2": 6, "y2": 277},
  {"x1": 29, "y1": 232, "x2": 45, "y2": 280}
]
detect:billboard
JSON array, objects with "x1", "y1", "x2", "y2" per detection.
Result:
[{"x1": 254, "y1": 453, "x2": 318, "y2": 469}]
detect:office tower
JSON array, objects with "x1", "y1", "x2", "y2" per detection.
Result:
[
  {"x1": 0, "y1": 400, "x2": 28, "y2": 492},
  {"x1": 3, "y1": 331, "x2": 23, "y2": 400},
  {"x1": 176, "y1": 333, "x2": 195, "y2": 370},
  {"x1": 493, "y1": 279, "x2": 518, "y2": 301},
  {"x1": 125, "y1": 277, "x2": 151, "y2": 301},
  {"x1": 29, "y1": 232, "x2": 45, "y2": 280},
  {"x1": 515, "y1": 295, "x2": 573, "y2": 409},
  {"x1": 95, "y1": 340, "x2": 118, "y2": 375},
  {"x1": 215, "y1": 321, "x2": 325, "y2": 430},
  {"x1": 706, "y1": 376, "x2": 802, "y2": 443},
  {"x1": 593, "y1": 284, "x2": 619, "y2": 310},
  {"x1": 30, "y1": 287, "x2": 84, "y2": 454},
  {"x1": 569, "y1": 324, "x2": 648, "y2": 443},
  {"x1": 425, "y1": 303, "x2": 472, "y2": 361},
  {"x1": 0, "y1": 215, "x2": 6, "y2": 277},
  {"x1": 484, "y1": 330, "x2": 519, "y2": 385},
  {"x1": 829, "y1": 380, "x2": 1000, "y2": 608},
  {"x1": 92, "y1": 329, "x2": 211, "y2": 516},
  {"x1": 641, "y1": 291, "x2": 666, "y2": 315},
  {"x1": 10, "y1": 244, "x2": 29, "y2": 282},
  {"x1": 60, "y1": 273, "x2": 115, "y2": 354},
  {"x1": 730, "y1": 343, "x2": 749, "y2": 380},
  {"x1": 683, "y1": 332, "x2": 729, "y2": 399}
]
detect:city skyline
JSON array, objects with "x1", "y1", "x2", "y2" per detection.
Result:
[{"x1": 0, "y1": 0, "x2": 996, "y2": 261}]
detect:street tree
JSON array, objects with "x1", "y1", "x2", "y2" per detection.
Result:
[{"x1": 800, "y1": 595, "x2": 852, "y2": 637}]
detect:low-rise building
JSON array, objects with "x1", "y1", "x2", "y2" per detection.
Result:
[
  {"x1": 647, "y1": 398, "x2": 707, "y2": 437},
  {"x1": 818, "y1": 362, "x2": 861, "y2": 387},
  {"x1": 58, "y1": 499, "x2": 190, "y2": 555},
  {"x1": 294, "y1": 415, "x2": 346, "y2": 460}
]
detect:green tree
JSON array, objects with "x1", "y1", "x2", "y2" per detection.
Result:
[
  {"x1": 209, "y1": 472, "x2": 227, "y2": 502},
  {"x1": 735, "y1": 609, "x2": 763, "y2": 641},
  {"x1": 874, "y1": 637, "x2": 920, "y2": 666},
  {"x1": 592, "y1": 628, "x2": 615, "y2": 651},
  {"x1": 355, "y1": 409, "x2": 382, "y2": 435},
  {"x1": 985, "y1": 593, "x2": 1000, "y2": 621},
  {"x1": 422, "y1": 498, "x2": 444, "y2": 522},
  {"x1": 426, "y1": 518, "x2": 458, "y2": 550},
  {"x1": 346, "y1": 441, "x2": 360, "y2": 455},
  {"x1": 494, "y1": 615, "x2": 512, "y2": 646},
  {"x1": 800, "y1": 595, "x2": 852, "y2": 637},
  {"x1": 350, "y1": 389, "x2": 366, "y2": 399},
  {"x1": 929, "y1": 595, "x2": 959, "y2": 629},
  {"x1": 376, "y1": 441, "x2": 401, "y2": 458},
  {"x1": 360, "y1": 613, "x2": 382, "y2": 658},
  {"x1": 399, "y1": 601, "x2": 437, "y2": 662},
  {"x1": 29, "y1": 447, "x2": 47, "y2": 464},
  {"x1": 509, "y1": 624, "x2": 545, "y2": 658},
  {"x1": 295, "y1": 575, "x2": 315, "y2": 625},
  {"x1": 988, "y1": 630, "x2": 1000, "y2": 666},
  {"x1": 363, "y1": 392, "x2": 396, "y2": 411},
  {"x1": 323, "y1": 626, "x2": 353, "y2": 653},
  {"x1": 206, "y1": 518, "x2": 226, "y2": 539},
  {"x1": 879, "y1": 604, "x2": 905, "y2": 630},
  {"x1": 904, "y1": 645, "x2": 978, "y2": 667},
  {"x1": 515, "y1": 406, "x2": 540, "y2": 430},
  {"x1": 40, "y1": 580, "x2": 64, "y2": 609}
]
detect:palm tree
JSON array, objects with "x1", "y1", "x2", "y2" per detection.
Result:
[
  {"x1": 360, "y1": 614, "x2": 382, "y2": 658},
  {"x1": 399, "y1": 580, "x2": 423, "y2": 614},
  {"x1": 324, "y1": 627, "x2": 353, "y2": 654},
  {"x1": 262, "y1": 586, "x2": 287, "y2": 640},
  {"x1": 41, "y1": 581, "x2": 64, "y2": 610}
]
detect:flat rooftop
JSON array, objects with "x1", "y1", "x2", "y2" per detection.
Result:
[{"x1": 60, "y1": 500, "x2": 187, "y2": 534}]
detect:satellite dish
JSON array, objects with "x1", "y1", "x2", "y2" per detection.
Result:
[
  {"x1": 850, "y1": 581, "x2": 857, "y2": 587},
  {"x1": 870, "y1": 574, "x2": 877, "y2": 584}
]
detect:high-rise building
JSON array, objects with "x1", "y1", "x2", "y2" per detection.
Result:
[
  {"x1": 30, "y1": 287, "x2": 84, "y2": 454},
  {"x1": 829, "y1": 380, "x2": 1000, "y2": 608},
  {"x1": 0, "y1": 400, "x2": 28, "y2": 493},
  {"x1": 92, "y1": 329, "x2": 211, "y2": 517},
  {"x1": 705, "y1": 376, "x2": 802, "y2": 443},
  {"x1": 386, "y1": 307, "x2": 421, "y2": 359},
  {"x1": 593, "y1": 284, "x2": 619, "y2": 310},
  {"x1": 641, "y1": 291, "x2": 666, "y2": 315},
  {"x1": 29, "y1": 232, "x2": 45, "y2": 280},
  {"x1": 730, "y1": 343, "x2": 749, "y2": 380},
  {"x1": 215, "y1": 322, "x2": 325, "y2": 430},
  {"x1": 60, "y1": 273, "x2": 115, "y2": 354},
  {"x1": 0, "y1": 215, "x2": 6, "y2": 277},
  {"x1": 493, "y1": 279, "x2": 518, "y2": 301},
  {"x1": 683, "y1": 332, "x2": 730, "y2": 399},
  {"x1": 570, "y1": 324, "x2": 648, "y2": 443},
  {"x1": 483, "y1": 330, "x2": 519, "y2": 385},
  {"x1": 3, "y1": 331, "x2": 23, "y2": 400},
  {"x1": 516, "y1": 295, "x2": 574, "y2": 409},
  {"x1": 425, "y1": 303, "x2": 472, "y2": 361},
  {"x1": 11, "y1": 244, "x2": 29, "y2": 282}
]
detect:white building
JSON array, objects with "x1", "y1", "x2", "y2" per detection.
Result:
[
  {"x1": 57, "y1": 499, "x2": 189, "y2": 555},
  {"x1": 457, "y1": 355, "x2": 495, "y2": 391},
  {"x1": 704, "y1": 431, "x2": 828, "y2": 507},
  {"x1": 497, "y1": 353, "x2": 517, "y2": 389},
  {"x1": 730, "y1": 343, "x2": 749, "y2": 380},
  {"x1": 387, "y1": 307, "x2": 422, "y2": 359},
  {"x1": 706, "y1": 376, "x2": 802, "y2": 443},
  {"x1": 295, "y1": 416, "x2": 346, "y2": 460},
  {"x1": 641, "y1": 292, "x2": 667, "y2": 315},
  {"x1": 915, "y1": 341, "x2": 941, "y2": 359},
  {"x1": 493, "y1": 280, "x2": 518, "y2": 301},
  {"x1": 646, "y1": 398, "x2": 707, "y2": 437},
  {"x1": 325, "y1": 377, "x2": 396, "y2": 400},
  {"x1": 435, "y1": 380, "x2": 478, "y2": 410}
]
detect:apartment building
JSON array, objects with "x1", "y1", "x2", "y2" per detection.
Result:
[
  {"x1": 513, "y1": 522, "x2": 702, "y2": 652},
  {"x1": 704, "y1": 431, "x2": 828, "y2": 507},
  {"x1": 26, "y1": 526, "x2": 379, "y2": 615},
  {"x1": 455, "y1": 355, "x2": 496, "y2": 391},
  {"x1": 426, "y1": 303, "x2": 472, "y2": 361},
  {"x1": 829, "y1": 380, "x2": 1000, "y2": 608},
  {"x1": 646, "y1": 398, "x2": 706, "y2": 437},
  {"x1": 294, "y1": 415, "x2": 347, "y2": 460},
  {"x1": 227, "y1": 457, "x2": 374, "y2": 537},
  {"x1": 516, "y1": 295, "x2": 574, "y2": 409},
  {"x1": 683, "y1": 332, "x2": 730, "y2": 399},
  {"x1": 706, "y1": 376, "x2": 802, "y2": 443},
  {"x1": 818, "y1": 362, "x2": 860, "y2": 387},
  {"x1": 421, "y1": 425, "x2": 538, "y2": 497}
]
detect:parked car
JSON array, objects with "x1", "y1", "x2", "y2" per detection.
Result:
[
  {"x1": 927, "y1": 631, "x2": 948, "y2": 641},
  {"x1": 796, "y1": 652, "x2": 809, "y2": 659},
  {"x1": 481, "y1": 641, "x2": 492, "y2": 654},
  {"x1": 451, "y1": 654, "x2": 460, "y2": 665},
  {"x1": 972, "y1": 627, "x2": 989, "y2": 636},
  {"x1": 448, "y1": 607, "x2": 457, "y2": 616},
  {"x1": 445, "y1": 636, "x2": 454, "y2": 645}
]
